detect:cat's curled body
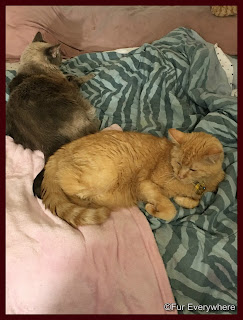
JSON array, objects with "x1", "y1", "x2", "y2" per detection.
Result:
[
  {"x1": 6, "y1": 32, "x2": 100, "y2": 197},
  {"x1": 41, "y1": 129, "x2": 225, "y2": 228}
]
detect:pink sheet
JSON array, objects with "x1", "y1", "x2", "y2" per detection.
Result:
[
  {"x1": 6, "y1": 125, "x2": 177, "y2": 314},
  {"x1": 6, "y1": 6, "x2": 237, "y2": 62}
]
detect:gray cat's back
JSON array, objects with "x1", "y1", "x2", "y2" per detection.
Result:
[
  {"x1": 7, "y1": 72, "x2": 99, "y2": 158},
  {"x1": 6, "y1": 32, "x2": 100, "y2": 197}
]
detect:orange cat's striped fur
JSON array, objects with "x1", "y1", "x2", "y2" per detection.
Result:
[{"x1": 41, "y1": 129, "x2": 225, "y2": 228}]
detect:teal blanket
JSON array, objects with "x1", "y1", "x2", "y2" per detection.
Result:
[{"x1": 6, "y1": 28, "x2": 237, "y2": 314}]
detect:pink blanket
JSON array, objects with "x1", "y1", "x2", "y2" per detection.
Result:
[{"x1": 6, "y1": 125, "x2": 177, "y2": 314}]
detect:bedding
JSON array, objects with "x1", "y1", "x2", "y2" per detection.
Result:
[
  {"x1": 6, "y1": 124, "x2": 177, "y2": 314},
  {"x1": 6, "y1": 27, "x2": 237, "y2": 314},
  {"x1": 6, "y1": 5, "x2": 237, "y2": 62}
]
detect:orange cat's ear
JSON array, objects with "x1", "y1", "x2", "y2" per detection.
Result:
[
  {"x1": 168, "y1": 129, "x2": 185, "y2": 145},
  {"x1": 203, "y1": 147, "x2": 223, "y2": 164}
]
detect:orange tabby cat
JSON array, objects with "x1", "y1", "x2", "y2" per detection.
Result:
[{"x1": 41, "y1": 129, "x2": 225, "y2": 228}]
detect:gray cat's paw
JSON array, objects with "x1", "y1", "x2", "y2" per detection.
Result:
[
  {"x1": 78, "y1": 73, "x2": 95, "y2": 84},
  {"x1": 66, "y1": 74, "x2": 78, "y2": 82}
]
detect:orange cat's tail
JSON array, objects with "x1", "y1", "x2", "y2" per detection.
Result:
[{"x1": 41, "y1": 162, "x2": 111, "y2": 228}]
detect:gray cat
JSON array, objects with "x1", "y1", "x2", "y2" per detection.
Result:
[{"x1": 6, "y1": 32, "x2": 100, "y2": 198}]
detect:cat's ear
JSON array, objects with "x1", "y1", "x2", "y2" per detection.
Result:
[
  {"x1": 203, "y1": 147, "x2": 223, "y2": 164},
  {"x1": 168, "y1": 128, "x2": 185, "y2": 145},
  {"x1": 32, "y1": 32, "x2": 44, "y2": 43},
  {"x1": 46, "y1": 44, "x2": 61, "y2": 59}
]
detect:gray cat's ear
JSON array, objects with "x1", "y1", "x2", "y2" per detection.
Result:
[
  {"x1": 32, "y1": 32, "x2": 44, "y2": 43},
  {"x1": 168, "y1": 128, "x2": 185, "y2": 145},
  {"x1": 46, "y1": 44, "x2": 61, "y2": 58}
]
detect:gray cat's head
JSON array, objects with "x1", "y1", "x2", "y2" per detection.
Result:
[{"x1": 20, "y1": 32, "x2": 62, "y2": 67}]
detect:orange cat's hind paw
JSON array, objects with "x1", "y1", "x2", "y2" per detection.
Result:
[
  {"x1": 145, "y1": 203, "x2": 157, "y2": 216},
  {"x1": 145, "y1": 203, "x2": 177, "y2": 222}
]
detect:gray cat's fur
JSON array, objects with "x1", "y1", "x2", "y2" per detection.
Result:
[{"x1": 6, "y1": 32, "x2": 100, "y2": 198}]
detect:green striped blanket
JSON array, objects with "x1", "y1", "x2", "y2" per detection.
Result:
[{"x1": 6, "y1": 28, "x2": 237, "y2": 314}]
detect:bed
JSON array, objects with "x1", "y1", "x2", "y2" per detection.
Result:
[{"x1": 5, "y1": 6, "x2": 237, "y2": 315}]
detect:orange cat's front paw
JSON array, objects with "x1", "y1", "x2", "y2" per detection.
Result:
[
  {"x1": 145, "y1": 203, "x2": 177, "y2": 221},
  {"x1": 174, "y1": 196, "x2": 199, "y2": 209}
]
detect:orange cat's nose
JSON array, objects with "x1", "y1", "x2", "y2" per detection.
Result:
[
  {"x1": 177, "y1": 168, "x2": 189, "y2": 180},
  {"x1": 178, "y1": 172, "x2": 187, "y2": 180}
]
